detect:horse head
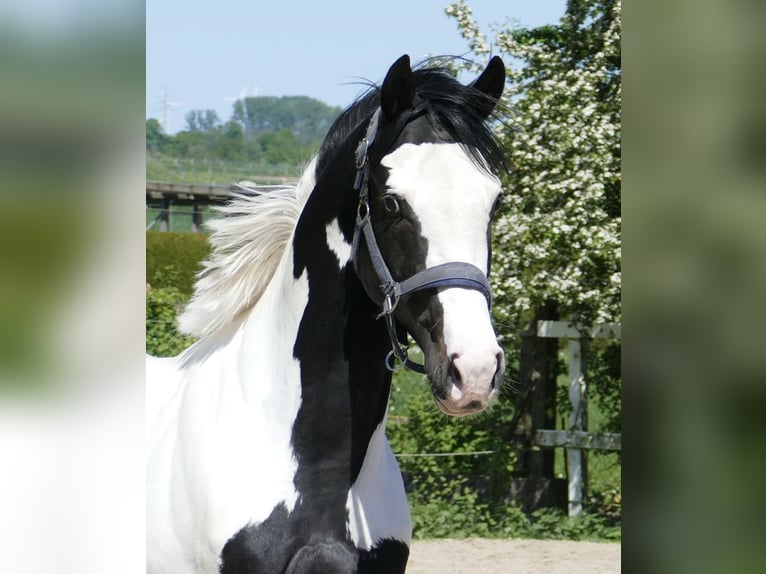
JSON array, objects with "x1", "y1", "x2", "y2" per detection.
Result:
[{"x1": 353, "y1": 55, "x2": 507, "y2": 416}]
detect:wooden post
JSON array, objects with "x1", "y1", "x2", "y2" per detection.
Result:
[
  {"x1": 192, "y1": 203, "x2": 203, "y2": 233},
  {"x1": 160, "y1": 196, "x2": 170, "y2": 232},
  {"x1": 512, "y1": 305, "x2": 560, "y2": 512},
  {"x1": 566, "y1": 338, "x2": 588, "y2": 516}
]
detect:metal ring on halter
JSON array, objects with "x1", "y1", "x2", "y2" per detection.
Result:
[
  {"x1": 385, "y1": 350, "x2": 398, "y2": 372},
  {"x1": 357, "y1": 200, "x2": 369, "y2": 223},
  {"x1": 381, "y1": 292, "x2": 400, "y2": 316}
]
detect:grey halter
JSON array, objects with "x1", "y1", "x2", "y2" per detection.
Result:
[{"x1": 351, "y1": 108, "x2": 493, "y2": 374}]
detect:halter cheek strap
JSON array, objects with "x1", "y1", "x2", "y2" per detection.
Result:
[{"x1": 351, "y1": 107, "x2": 493, "y2": 374}]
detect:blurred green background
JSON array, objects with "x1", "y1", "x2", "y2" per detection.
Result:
[
  {"x1": 0, "y1": 3, "x2": 145, "y2": 573},
  {"x1": 626, "y1": 1, "x2": 766, "y2": 573}
]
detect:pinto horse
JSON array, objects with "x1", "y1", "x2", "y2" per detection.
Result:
[{"x1": 147, "y1": 55, "x2": 507, "y2": 573}]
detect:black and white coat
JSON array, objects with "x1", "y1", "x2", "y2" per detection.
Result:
[{"x1": 147, "y1": 55, "x2": 507, "y2": 574}]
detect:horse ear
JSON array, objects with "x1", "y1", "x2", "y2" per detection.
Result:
[
  {"x1": 470, "y1": 56, "x2": 506, "y2": 118},
  {"x1": 381, "y1": 54, "x2": 415, "y2": 121}
]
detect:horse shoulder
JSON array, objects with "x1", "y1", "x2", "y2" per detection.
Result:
[{"x1": 149, "y1": 352, "x2": 306, "y2": 570}]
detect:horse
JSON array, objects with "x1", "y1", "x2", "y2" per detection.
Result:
[{"x1": 147, "y1": 54, "x2": 508, "y2": 574}]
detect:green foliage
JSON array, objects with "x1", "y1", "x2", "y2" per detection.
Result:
[
  {"x1": 232, "y1": 95, "x2": 341, "y2": 145},
  {"x1": 146, "y1": 95, "x2": 340, "y2": 177},
  {"x1": 388, "y1": 368, "x2": 514, "y2": 537},
  {"x1": 446, "y1": 0, "x2": 621, "y2": 338},
  {"x1": 161, "y1": 129, "x2": 208, "y2": 158},
  {"x1": 145, "y1": 236, "x2": 205, "y2": 357},
  {"x1": 218, "y1": 120, "x2": 245, "y2": 161},
  {"x1": 146, "y1": 154, "x2": 298, "y2": 185},
  {"x1": 146, "y1": 276, "x2": 195, "y2": 357},
  {"x1": 386, "y1": 1, "x2": 623, "y2": 541},
  {"x1": 257, "y1": 128, "x2": 313, "y2": 165},
  {"x1": 146, "y1": 118, "x2": 165, "y2": 152},
  {"x1": 386, "y1": 370, "x2": 620, "y2": 541},
  {"x1": 185, "y1": 109, "x2": 221, "y2": 132},
  {"x1": 146, "y1": 232, "x2": 210, "y2": 296},
  {"x1": 521, "y1": 507, "x2": 620, "y2": 541},
  {"x1": 587, "y1": 341, "x2": 622, "y2": 433}
]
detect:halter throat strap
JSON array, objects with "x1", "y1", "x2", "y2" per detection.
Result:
[{"x1": 351, "y1": 107, "x2": 493, "y2": 374}]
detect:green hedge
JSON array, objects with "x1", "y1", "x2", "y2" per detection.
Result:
[
  {"x1": 146, "y1": 231, "x2": 210, "y2": 295},
  {"x1": 386, "y1": 372, "x2": 616, "y2": 541},
  {"x1": 146, "y1": 232, "x2": 208, "y2": 356},
  {"x1": 146, "y1": 284, "x2": 196, "y2": 357}
]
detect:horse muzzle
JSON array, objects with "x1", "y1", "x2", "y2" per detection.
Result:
[{"x1": 431, "y1": 346, "x2": 504, "y2": 416}]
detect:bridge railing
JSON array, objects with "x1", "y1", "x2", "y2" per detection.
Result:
[{"x1": 146, "y1": 180, "x2": 298, "y2": 232}]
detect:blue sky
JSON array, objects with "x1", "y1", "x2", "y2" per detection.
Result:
[{"x1": 147, "y1": 0, "x2": 566, "y2": 133}]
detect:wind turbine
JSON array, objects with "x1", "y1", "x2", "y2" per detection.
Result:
[
  {"x1": 225, "y1": 84, "x2": 260, "y2": 127},
  {"x1": 159, "y1": 85, "x2": 182, "y2": 133},
  {"x1": 225, "y1": 83, "x2": 261, "y2": 104},
  {"x1": 224, "y1": 85, "x2": 248, "y2": 106}
]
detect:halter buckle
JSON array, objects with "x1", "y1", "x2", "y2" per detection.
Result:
[{"x1": 381, "y1": 291, "x2": 400, "y2": 317}]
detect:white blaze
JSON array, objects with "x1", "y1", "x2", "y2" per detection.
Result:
[{"x1": 382, "y1": 143, "x2": 502, "y2": 405}]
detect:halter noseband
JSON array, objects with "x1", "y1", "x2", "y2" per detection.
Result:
[{"x1": 351, "y1": 108, "x2": 493, "y2": 374}]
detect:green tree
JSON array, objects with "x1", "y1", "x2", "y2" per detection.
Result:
[
  {"x1": 443, "y1": 0, "x2": 622, "y2": 520},
  {"x1": 165, "y1": 129, "x2": 207, "y2": 158},
  {"x1": 446, "y1": 0, "x2": 621, "y2": 336},
  {"x1": 216, "y1": 120, "x2": 244, "y2": 160},
  {"x1": 232, "y1": 96, "x2": 341, "y2": 146},
  {"x1": 185, "y1": 109, "x2": 221, "y2": 132},
  {"x1": 146, "y1": 118, "x2": 165, "y2": 152},
  {"x1": 258, "y1": 128, "x2": 312, "y2": 165}
]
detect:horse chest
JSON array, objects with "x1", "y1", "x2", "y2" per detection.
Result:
[
  {"x1": 149, "y1": 367, "x2": 411, "y2": 573},
  {"x1": 218, "y1": 426, "x2": 411, "y2": 574}
]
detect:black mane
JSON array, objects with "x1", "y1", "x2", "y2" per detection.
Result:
[{"x1": 315, "y1": 61, "x2": 509, "y2": 180}]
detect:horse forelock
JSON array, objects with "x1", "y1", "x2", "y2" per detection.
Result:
[
  {"x1": 316, "y1": 58, "x2": 509, "y2": 183},
  {"x1": 177, "y1": 158, "x2": 317, "y2": 340}
]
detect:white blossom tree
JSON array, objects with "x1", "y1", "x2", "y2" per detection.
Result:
[{"x1": 446, "y1": 0, "x2": 621, "y2": 339}]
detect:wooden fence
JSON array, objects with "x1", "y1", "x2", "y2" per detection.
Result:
[{"x1": 514, "y1": 320, "x2": 621, "y2": 517}]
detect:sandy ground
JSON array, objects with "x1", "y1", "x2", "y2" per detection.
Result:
[{"x1": 407, "y1": 538, "x2": 620, "y2": 574}]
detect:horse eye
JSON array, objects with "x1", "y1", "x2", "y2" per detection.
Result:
[{"x1": 382, "y1": 195, "x2": 401, "y2": 215}]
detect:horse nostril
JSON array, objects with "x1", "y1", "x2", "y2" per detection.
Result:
[{"x1": 448, "y1": 353, "x2": 462, "y2": 387}]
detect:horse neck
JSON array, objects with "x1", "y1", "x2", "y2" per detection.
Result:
[{"x1": 287, "y1": 158, "x2": 395, "y2": 484}]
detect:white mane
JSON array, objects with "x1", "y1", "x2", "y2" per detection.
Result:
[{"x1": 177, "y1": 158, "x2": 317, "y2": 339}]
